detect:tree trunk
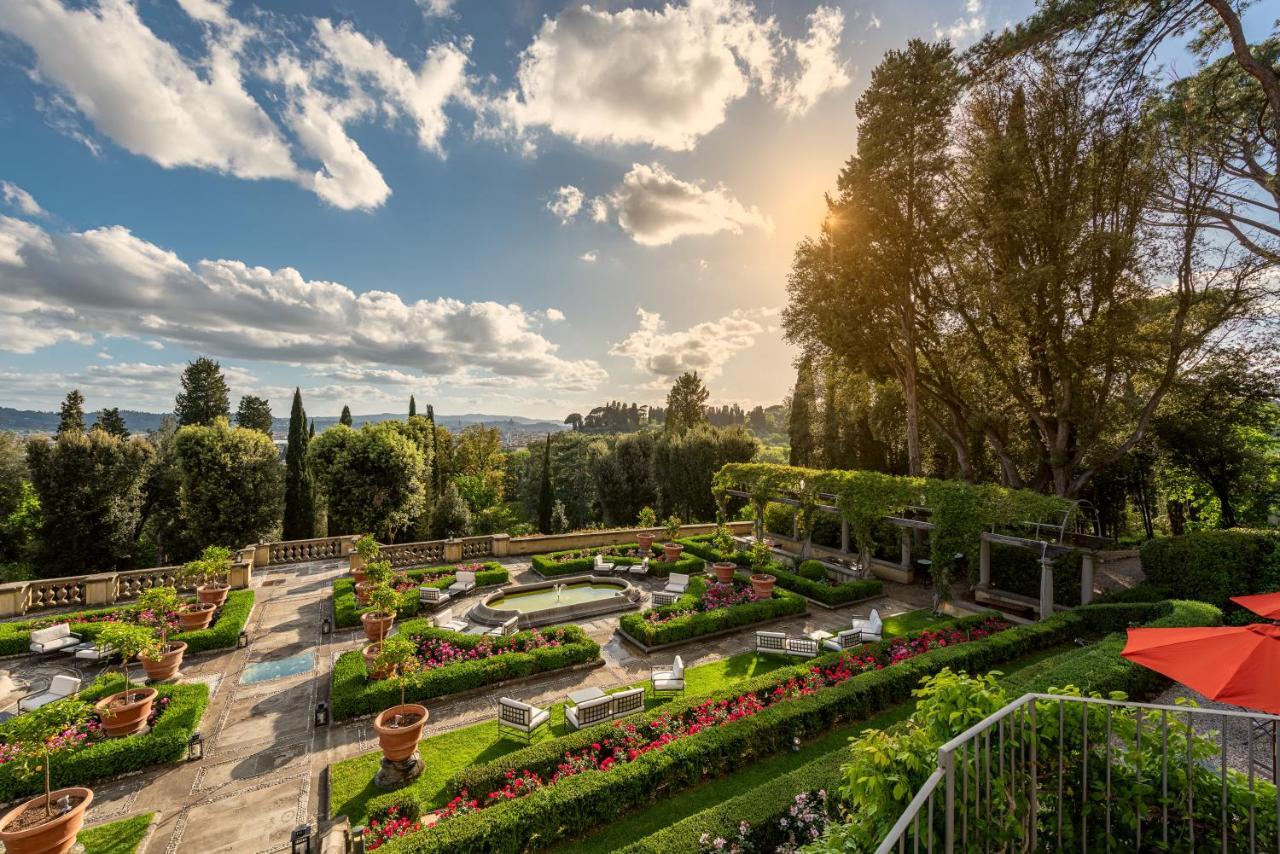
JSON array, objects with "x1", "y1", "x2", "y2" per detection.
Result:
[{"x1": 903, "y1": 303, "x2": 923, "y2": 477}]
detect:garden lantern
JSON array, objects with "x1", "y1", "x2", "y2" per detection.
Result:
[
  {"x1": 187, "y1": 732, "x2": 203, "y2": 761},
  {"x1": 290, "y1": 824, "x2": 312, "y2": 854},
  {"x1": 352, "y1": 826, "x2": 366, "y2": 854},
  {"x1": 315, "y1": 701, "x2": 329, "y2": 727},
  {"x1": 238, "y1": 629, "x2": 249, "y2": 648},
  {"x1": 321, "y1": 617, "x2": 332, "y2": 635}
]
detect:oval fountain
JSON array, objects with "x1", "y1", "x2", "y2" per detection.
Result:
[{"x1": 469, "y1": 575, "x2": 642, "y2": 629}]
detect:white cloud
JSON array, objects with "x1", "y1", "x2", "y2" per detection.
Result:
[
  {"x1": 578, "y1": 251, "x2": 597, "y2": 263},
  {"x1": 599, "y1": 162, "x2": 772, "y2": 246},
  {"x1": 492, "y1": 0, "x2": 848, "y2": 151},
  {"x1": 547, "y1": 185, "x2": 584, "y2": 223},
  {"x1": 867, "y1": 13, "x2": 882, "y2": 30},
  {"x1": 610, "y1": 307, "x2": 777, "y2": 380},
  {"x1": 0, "y1": 216, "x2": 607, "y2": 392},
  {"x1": 545, "y1": 308, "x2": 566, "y2": 321},
  {"x1": 589, "y1": 198, "x2": 609, "y2": 223},
  {"x1": 416, "y1": 0, "x2": 456, "y2": 17},
  {"x1": 1, "y1": 182, "x2": 45, "y2": 218},
  {"x1": 935, "y1": 0, "x2": 987, "y2": 44}
]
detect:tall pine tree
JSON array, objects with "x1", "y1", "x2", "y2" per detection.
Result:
[
  {"x1": 537, "y1": 433, "x2": 555, "y2": 534},
  {"x1": 95, "y1": 407, "x2": 129, "y2": 438},
  {"x1": 426, "y1": 404, "x2": 442, "y2": 493},
  {"x1": 821, "y1": 360, "x2": 842, "y2": 468},
  {"x1": 788, "y1": 356, "x2": 817, "y2": 467},
  {"x1": 283, "y1": 388, "x2": 315, "y2": 539},
  {"x1": 57, "y1": 390, "x2": 85, "y2": 434},
  {"x1": 409, "y1": 395, "x2": 416, "y2": 418},
  {"x1": 339, "y1": 405, "x2": 353, "y2": 427},
  {"x1": 174, "y1": 357, "x2": 231, "y2": 426}
]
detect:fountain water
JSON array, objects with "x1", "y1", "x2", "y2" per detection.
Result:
[{"x1": 554, "y1": 583, "x2": 565, "y2": 603}]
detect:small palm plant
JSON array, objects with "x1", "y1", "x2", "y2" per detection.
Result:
[
  {"x1": 366, "y1": 583, "x2": 400, "y2": 643},
  {"x1": 98, "y1": 623, "x2": 158, "y2": 701},
  {"x1": 373, "y1": 635, "x2": 422, "y2": 720},
  {"x1": 136, "y1": 586, "x2": 180, "y2": 652}
]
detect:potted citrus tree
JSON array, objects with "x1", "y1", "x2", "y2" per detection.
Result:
[
  {"x1": 661, "y1": 514, "x2": 684, "y2": 563},
  {"x1": 749, "y1": 538, "x2": 776, "y2": 598},
  {"x1": 635, "y1": 506, "x2": 658, "y2": 553},
  {"x1": 94, "y1": 623, "x2": 159, "y2": 737},
  {"x1": 361, "y1": 583, "x2": 398, "y2": 644},
  {"x1": 190, "y1": 545, "x2": 232, "y2": 606},
  {"x1": 175, "y1": 562, "x2": 217, "y2": 630},
  {"x1": 353, "y1": 534, "x2": 380, "y2": 584},
  {"x1": 356, "y1": 558, "x2": 391, "y2": 605},
  {"x1": 0, "y1": 709, "x2": 94, "y2": 854},
  {"x1": 371, "y1": 635, "x2": 427, "y2": 786},
  {"x1": 136, "y1": 586, "x2": 187, "y2": 682}
]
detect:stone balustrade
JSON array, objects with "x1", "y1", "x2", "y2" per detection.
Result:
[{"x1": 262, "y1": 535, "x2": 357, "y2": 566}]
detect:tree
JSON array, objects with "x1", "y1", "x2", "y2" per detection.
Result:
[
  {"x1": 664, "y1": 372, "x2": 710, "y2": 433},
  {"x1": 593, "y1": 431, "x2": 658, "y2": 525},
  {"x1": 307, "y1": 421, "x2": 427, "y2": 540},
  {"x1": 57, "y1": 390, "x2": 85, "y2": 434},
  {"x1": 94, "y1": 407, "x2": 129, "y2": 438},
  {"x1": 537, "y1": 434, "x2": 555, "y2": 534},
  {"x1": 339, "y1": 405, "x2": 353, "y2": 427},
  {"x1": 429, "y1": 481, "x2": 472, "y2": 539},
  {"x1": 174, "y1": 357, "x2": 230, "y2": 426},
  {"x1": 788, "y1": 356, "x2": 818, "y2": 467},
  {"x1": 235, "y1": 395, "x2": 274, "y2": 433},
  {"x1": 549, "y1": 499, "x2": 570, "y2": 534},
  {"x1": 821, "y1": 359, "x2": 843, "y2": 468},
  {"x1": 565, "y1": 413, "x2": 583, "y2": 431},
  {"x1": 409, "y1": 395, "x2": 416, "y2": 418},
  {"x1": 137, "y1": 416, "x2": 189, "y2": 562},
  {"x1": 26, "y1": 429, "x2": 154, "y2": 575},
  {"x1": 283, "y1": 389, "x2": 315, "y2": 539},
  {"x1": 653, "y1": 424, "x2": 757, "y2": 520},
  {"x1": 0, "y1": 432, "x2": 35, "y2": 567},
  {"x1": 172, "y1": 418, "x2": 282, "y2": 548}
]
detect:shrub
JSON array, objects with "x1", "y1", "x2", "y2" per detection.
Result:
[
  {"x1": 330, "y1": 622, "x2": 599, "y2": 720},
  {"x1": 758, "y1": 565, "x2": 882, "y2": 607},
  {"x1": 798, "y1": 560, "x2": 827, "y2": 581},
  {"x1": 332, "y1": 563, "x2": 506, "y2": 629},
  {"x1": 988, "y1": 544, "x2": 1083, "y2": 605},
  {"x1": 1139, "y1": 529, "x2": 1280, "y2": 608},
  {"x1": 674, "y1": 535, "x2": 750, "y2": 566},
  {"x1": 618, "y1": 576, "x2": 806, "y2": 646},
  {"x1": 530, "y1": 546, "x2": 702, "y2": 580}
]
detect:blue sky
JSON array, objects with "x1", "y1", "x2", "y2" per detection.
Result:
[{"x1": 0, "y1": 0, "x2": 1031, "y2": 418}]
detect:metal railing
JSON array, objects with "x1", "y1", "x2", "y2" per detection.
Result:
[{"x1": 877, "y1": 693, "x2": 1280, "y2": 854}]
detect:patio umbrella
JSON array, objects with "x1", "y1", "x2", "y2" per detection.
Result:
[
  {"x1": 1120, "y1": 624, "x2": 1280, "y2": 715},
  {"x1": 1230, "y1": 591, "x2": 1280, "y2": 620}
]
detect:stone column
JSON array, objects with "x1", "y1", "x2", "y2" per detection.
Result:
[
  {"x1": 340, "y1": 535, "x2": 358, "y2": 557},
  {"x1": 755, "y1": 505, "x2": 765, "y2": 541},
  {"x1": 254, "y1": 542, "x2": 270, "y2": 567},
  {"x1": 1080, "y1": 553, "x2": 1095, "y2": 605},
  {"x1": 899, "y1": 529, "x2": 913, "y2": 571},
  {"x1": 443, "y1": 539, "x2": 464, "y2": 564},
  {"x1": 840, "y1": 517, "x2": 850, "y2": 554},
  {"x1": 230, "y1": 561, "x2": 253, "y2": 589},
  {"x1": 0, "y1": 582, "x2": 29, "y2": 618},
  {"x1": 349, "y1": 551, "x2": 365, "y2": 573},
  {"x1": 491, "y1": 533, "x2": 511, "y2": 558},
  {"x1": 978, "y1": 537, "x2": 991, "y2": 590},
  {"x1": 1039, "y1": 557, "x2": 1054, "y2": 620},
  {"x1": 84, "y1": 573, "x2": 118, "y2": 607}
]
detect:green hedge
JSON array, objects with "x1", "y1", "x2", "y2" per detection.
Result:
[
  {"x1": 677, "y1": 535, "x2": 882, "y2": 606},
  {"x1": 618, "y1": 575, "x2": 807, "y2": 646},
  {"x1": 989, "y1": 544, "x2": 1084, "y2": 606},
  {"x1": 1139, "y1": 530, "x2": 1280, "y2": 608},
  {"x1": 0, "y1": 590, "x2": 255, "y2": 656},
  {"x1": 330, "y1": 621, "x2": 600, "y2": 720},
  {"x1": 0, "y1": 674, "x2": 207, "y2": 802},
  {"x1": 675, "y1": 535, "x2": 751, "y2": 565},
  {"x1": 530, "y1": 545, "x2": 704, "y2": 580},
  {"x1": 332, "y1": 563, "x2": 507, "y2": 629}
]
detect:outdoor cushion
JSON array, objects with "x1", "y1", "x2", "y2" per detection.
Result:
[
  {"x1": 651, "y1": 656, "x2": 685, "y2": 692},
  {"x1": 419, "y1": 586, "x2": 451, "y2": 605},
  {"x1": 822, "y1": 629, "x2": 864, "y2": 652},
  {"x1": 73, "y1": 643, "x2": 115, "y2": 662},
  {"x1": 755, "y1": 631, "x2": 788, "y2": 654},
  {"x1": 498, "y1": 698, "x2": 548, "y2": 733},
  {"x1": 29, "y1": 624, "x2": 81, "y2": 653},
  {"x1": 664, "y1": 573, "x2": 689, "y2": 593},
  {"x1": 18, "y1": 674, "x2": 80, "y2": 712},
  {"x1": 629, "y1": 559, "x2": 648, "y2": 576},
  {"x1": 566, "y1": 693, "x2": 614, "y2": 730},
  {"x1": 611, "y1": 687, "x2": 645, "y2": 716},
  {"x1": 450, "y1": 571, "x2": 477, "y2": 593},
  {"x1": 852, "y1": 608, "x2": 883, "y2": 641}
]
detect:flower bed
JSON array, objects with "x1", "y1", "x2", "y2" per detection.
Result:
[
  {"x1": 369, "y1": 602, "x2": 1191, "y2": 853},
  {"x1": 0, "y1": 674, "x2": 208, "y2": 802},
  {"x1": 329, "y1": 621, "x2": 600, "y2": 720},
  {"x1": 678, "y1": 535, "x2": 883, "y2": 606},
  {"x1": 331, "y1": 563, "x2": 507, "y2": 628},
  {"x1": 0, "y1": 589, "x2": 255, "y2": 656},
  {"x1": 620, "y1": 575, "x2": 806, "y2": 646},
  {"x1": 530, "y1": 544, "x2": 704, "y2": 579}
]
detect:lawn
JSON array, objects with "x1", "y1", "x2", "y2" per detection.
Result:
[{"x1": 79, "y1": 812, "x2": 154, "y2": 854}]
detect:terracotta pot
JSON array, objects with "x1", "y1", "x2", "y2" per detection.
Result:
[
  {"x1": 140, "y1": 641, "x2": 186, "y2": 682},
  {"x1": 636, "y1": 533, "x2": 655, "y2": 553},
  {"x1": 361, "y1": 611, "x2": 394, "y2": 643},
  {"x1": 352, "y1": 567, "x2": 366, "y2": 585},
  {"x1": 663, "y1": 543, "x2": 684, "y2": 563},
  {"x1": 712, "y1": 562, "x2": 738, "y2": 584},
  {"x1": 363, "y1": 643, "x2": 390, "y2": 681},
  {"x1": 373, "y1": 704, "x2": 429, "y2": 762},
  {"x1": 0, "y1": 787, "x2": 93, "y2": 854},
  {"x1": 750, "y1": 574, "x2": 776, "y2": 598},
  {"x1": 197, "y1": 583, "x2": 229, "y2": 606},
  {"x1": 178, "y1": 603, "x2": 216, "y2": 631},
  {"x1": 94, "y1": 686, "x2": 157, "y2": 738},
  {"x1": 354, "y1": 581, "x2": 373, "y2": 605}
]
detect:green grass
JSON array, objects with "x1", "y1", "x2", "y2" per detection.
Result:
[
  {"x1": 329, "y1": 612, "x2": 938, "y2": 825},
  {"x1": 881, "y1": 608, "x2": 949, "y2": 637},
  {"x1": 79, "y1": 812, "x2": 154, "y2": 854}
]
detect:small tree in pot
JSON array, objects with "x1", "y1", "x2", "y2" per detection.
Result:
[
  {"x1": 353, "y1": 534, "x2": 380, "y2": 583},
  {"x1": 186, "y1": 545, "x2": 232, "y2": 606},
  {"x1": 356, "y1": 558, "x2": 391, "y2": 605},
  {"x1": 749, "y1": 539, "x2": 776, "y2": 598},
  {"x1": 94, "y1": 623, "x2": 159, "y2": 737},
  {"x1": 0, "y1": 707, "x2": 94, "y2": 854},
  {"x1": 661, "y1": 514, "x2": 684, "y2": 563},
  {"x1": 371, "y1": 635, "x2": 427, "y2": 787},
  {"x1": 361, "y1": 583, "x2": 398, "y2": 644},
  {"x1": 635, "y1": 506, "x2": 658, "y2": 553},
  {"x1": 136, "y1": 586, "x2": 187, "y2": 682}
]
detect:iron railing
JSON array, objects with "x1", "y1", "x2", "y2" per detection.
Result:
[{"x1": 877, "y1": 693, "x2": 1280, "y2": 854}]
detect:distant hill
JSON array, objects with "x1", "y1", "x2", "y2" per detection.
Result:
[{"x1": 0, "y1": 406, "x2": 568, "y2": 441}]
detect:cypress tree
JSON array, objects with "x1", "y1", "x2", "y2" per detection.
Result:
[
  {"x1": 821, "y1": 361, "x2": 842, "y2": 468},
  {"x1": 409, "y1": 395, "x2": 417, "y2": 418},
  {"x1": 427, "y1": 404, "x2": 441, "y2": 492},
  {"x1": 57, "y1": 390, "x2": 86, "y2": 434},
  {"x1": 309, "y1": 419, "x2": 315, "y2": 439},
  {"x1": 537, "y1": 433, "x2": 555, "y2": 534},
  {"x1": 789, "y1": 356, "x2": 818, "y2": 467},
  {"x1": 283, "y1": 388, "x2": 315, "y2": 538},
  {"x1": 339, "y1": 405, "x2": 353, "y2": 427}
]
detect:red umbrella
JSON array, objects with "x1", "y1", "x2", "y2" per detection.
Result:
[
  {"x1": 1231, "y1": 592, "x2": 1280, "y2": 620},
  {"x1": 1121, "y1": 624, "x2": 1280, "y2": 715}
]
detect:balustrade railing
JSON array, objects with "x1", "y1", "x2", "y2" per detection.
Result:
[
  {"x1": 268, "y1": 536, "x2": 348, "y2": 564},
  {"x1": 459, "y1": 536, "x2": 493, "y2": 560},
  {"x1": 115, "y1": 566, "x2": 184, "y2": 600},
  {"x1": 26, "y1": 577, "x2": 85, "y2": 611},
  {"x1": 381, "y1": 541, "x2": 446, "y2": 569}
]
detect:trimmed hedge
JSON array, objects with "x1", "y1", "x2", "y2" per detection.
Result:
[
  {"x1": 989, "y1": 543, "x2": 1083, "y2": 606},
  {"x1": 618, "y1": 575, "x2": 807, "y2": 646},
  {"x1": 0, "y1": 590, "x2": 255, "y2": 656},
  {"x1": 330, "y1": 621, "x2": 600, "y2": 720},
  {"x1": 0, "y1": 673, "x2": 208, "y2": 802},
  {"x1": 376, "y1": 601, "x2": 1202, "y2": 853},
  {"x1": 675, "y1": 535, "x2": 751, "y2": 565},
  {"x1": 1140, "y1": 529, "x2": 1280, "y2": 608},
  {"x1": 531, "y1": 545, "x2": 704, "y2": 580},
  {"x1": 678, "y1": 535, "x2": 881, "y2": 606},
  {"x1": 332, "y1": 563, "x2": 507, "y2": 628}
]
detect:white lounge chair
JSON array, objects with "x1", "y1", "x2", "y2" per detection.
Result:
[
  {"x1": 629, "y1": 557, "x2": 649, "y2": 577},
  {"x1": 498, "y1": 697, "x2": 550, "y2": 741},
  {"x1": 18, "y1": 675, "x2": 81, "y2": 712},
  {"x1": 651, "y1": 655, "x2": 685, "y2": 695},
  {"x1": 851, "y1": 608, "x2": 883, "y2": 642},
  {"x1": 593, "y1": 554, "x2": 615, "y2": 574},
  {"x1": 822, "y1": 629, "x2": 864, "y2": 652},
  {"x1": 664, "y1": 573, "x2": 689, "y2": 595},
  {"x1": 484, "y1": 616, "x2": 519, "y2": 637},
  {"x1": 756, "y1": 631, "x2": 819, "y2": 658},
  {"x1": 449, "y1": 570, "x2": 477, "y2": 595},
  {"x1": 432, "y1": 608, "x2": 469, "y2": 633},
  {"x1": 419, "y1": 586, "x2": 452, "y2": 608},
  {"x1": 72, "y1": 642, "x2": 116, "y2": 662},
  {"x1": 651, "y1": 590, "x2": 680, "y2": 607},
  {"x1": 29, "y1": 624, "x2": 81, "y2": 654}
]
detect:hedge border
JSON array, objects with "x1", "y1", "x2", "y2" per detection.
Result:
[
  {"x1": 677, "y1": 535, "x2": 883, "y2": 607},
  {"x1": 329, "y1": 620, "x2": 601, "y2": 720},
  {"x1": 531, "y1": 545, "x2": 705, "y2": 580},
  {"x1": 331, "y1": 563, "x2": 507, "y2": 629},
  {"x1": 617, "y1": 575, "x2": 807, "y2": 647}
]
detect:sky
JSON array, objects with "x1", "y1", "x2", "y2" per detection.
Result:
[{"x1": 0, "y1": 0, "x2": 1033, "y2": 419}]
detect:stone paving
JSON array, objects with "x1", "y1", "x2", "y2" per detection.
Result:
[{"x1": 0, "y1": 557, "x2": 935, "y2": 852}]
